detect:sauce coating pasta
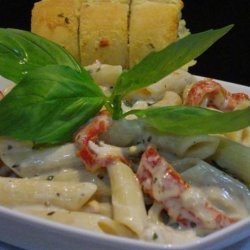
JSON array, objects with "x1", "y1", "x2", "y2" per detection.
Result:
[{"x1": 0, "y1": 65, "x2": 249, "y2": 245}]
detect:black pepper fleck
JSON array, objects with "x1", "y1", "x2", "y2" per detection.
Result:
[
  {"x1": 12, "y1": 164, "x2": 19, "y2": 169},
  {"x1": 97, "y1": 174, "x2": 104, "y2": 180},
  {"x1": 47, "y1": 175, "x2": 54, "y2": 181},
  {"x1": 58, "y1": 13, "x2": 64, "y2": 18},
  {"x1": 190, "y1": 222, "x2": 197, "y2": 228},
  {"x1": 148, "y1": 43, "x2": 155, "y2": 49},
  {"x1": 65, "y1": 17, "x2": 70, "y2": 24},
  {"x1": 96, "y1": 67, "x2": 101, "y2": 72},
  {"x1": 47, "y1": 211, "x2": 55, "y2": 216}
]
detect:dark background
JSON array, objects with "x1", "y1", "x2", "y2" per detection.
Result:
[{"x1": 0, "y1": 0, "x2": 249, "y2": 86}]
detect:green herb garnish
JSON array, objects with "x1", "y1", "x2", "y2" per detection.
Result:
[
  {"x1": 0, "y1": 25, "x2": 249, "y2": 145},
  {"x1": 125, "y1": 106, "x2": 250, "y2": 135},
  {"x1": 0, "y1": 65, "x2": 105, "y2": 144},
  {"x1": 111, "y1": 25, "x2": 234, "y2": 119},
  {"x1": 0, "y1": 28, "x2": 82, "y2": 83},
  {"x1": 152, "y1": 232, "x2": 158, "y2": 240}
]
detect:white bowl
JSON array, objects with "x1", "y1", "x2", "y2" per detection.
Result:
[{"x1": 0, "y1": 75, "x2": 249, "y2": 250}]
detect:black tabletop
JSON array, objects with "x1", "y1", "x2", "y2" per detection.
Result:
[{"x1": 0, "y1": 0, "x2": 249, "y2": 86}]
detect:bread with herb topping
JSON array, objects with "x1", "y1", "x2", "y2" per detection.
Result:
[
  {"x1": 79, "y1": 0, "x2": 130, "y2": 68},
  {"x1": 129, "y1": 0, "x2": 183, "y2": 67},
  {"x1": 31, "y1": 0, "x2": 184, "y2": 68},
  {"x1": 31, "y1": 0, "x2": 82, "y2": 61}
]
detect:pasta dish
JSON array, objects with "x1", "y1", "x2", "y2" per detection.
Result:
[
  {"x1": 0, "y1": 62, "x2": 249, "y2": 244},
  {"x1": 0, "y1": 26, "x2": 249, "y2": 246}
]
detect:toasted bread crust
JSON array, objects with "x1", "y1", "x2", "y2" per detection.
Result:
[
  {"x1": 31, "y1": 0, "x2": 82, "y2": 61},
  {"x1": 129, "y1": 0, "x2": 183, "y2": 67},
  {"x1": 31, "y1": 0, "x2": 183, "y2": 68}
]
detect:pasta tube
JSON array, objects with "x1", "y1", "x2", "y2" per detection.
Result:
[
  {"x1": 0, "y1": 177, "x2": 97, "y2": 210},
  {"x1": 85, "y1": 63, "x2": 122, "y2": 87},
  {"x1": 181, "y1": 161, "x2": 250, "y2": 218},
  {"x1": 82, "y1": 200, "x2": 112, "y2": 218},
  {"x1": 152, "y1": 135, "x2": 220, "y2": 159},
  {"x1": 16, "y1": 208, "x2": 135, "y2": 238},
  {"x1": 108, "y1": 161, "x2": 147, "y2": 235},
  {"x1": 224, "y1": 127, "x2": 250, "y2": 147},
  {"x1": 32, "y1": 168, "x2": 111, "y2": 197},
  {"x1": 0, "y1": 138, "x2": 82, "y2": 177},
  {"x1": 212, "y1": 137, "x2": 250, "y2": 186}
]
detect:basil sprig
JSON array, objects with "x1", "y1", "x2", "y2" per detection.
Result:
[
  {"x1": 0, "y1": 26, "x2": 249, "y2": 145},
  {"x1": 0, "y1": 65, "x2": 105, "y2": 144},
  {"x1": 111, "y1": 25, "x2": 233, "y2": 119},
  {"x1": 0, "y1": 28, "x2": 82, "y2": 83},
  {"x1": 126, "y1": 106, "x2": 250, "y2": 136}
]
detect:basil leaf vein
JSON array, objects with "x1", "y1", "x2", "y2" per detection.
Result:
[
  {"x1": 0, "y1": 28, "x2": 82, "y2": 83},
  {"x1": 0, "y1": 65, "x2": 105, "y2": 144},
  {"x1": 126, "y1": 106, "x2": 250, "y2": 135},
  {"x1": 111, "y1": 25, "x2": 233, "y2": 118}
]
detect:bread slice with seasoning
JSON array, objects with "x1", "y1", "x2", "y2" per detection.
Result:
[
  {"x1": 31, "y1": 0, "x2": 184, "y2": 69},
  {"x1": 129, "y1": 0, "x2": 184, "y2": 67},
  {"x1": 31, "y1": 0, "x2": 83, "y2": 61},
  {"x1": 79, "y1": 0, "x2": 130, "y2": 68}
]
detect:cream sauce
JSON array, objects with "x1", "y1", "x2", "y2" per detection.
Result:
[{"x1": 140, "y1": 221, "x2": 199, "y2": 245}]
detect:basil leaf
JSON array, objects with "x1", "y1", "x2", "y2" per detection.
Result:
[
  {"x1": 0, "y1": 65, "x2": 105, "y2": 144},
  {"x1": 111, "y1": 25, "x2": 233, "y2": 118},
  {"x1": 127, "y1": 106, "x2": 250, "y2": 135},
  {"x1": 0, "y1": 28, "x2": 82, "y2": 83}
]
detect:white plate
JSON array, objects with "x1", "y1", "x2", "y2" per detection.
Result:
[{"x1": 0, "y1": 75, "x2": 249, "y2": 250}]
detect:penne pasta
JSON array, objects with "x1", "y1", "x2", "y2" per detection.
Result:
[
  {"x1": 146, "y1": 69, "x2": 195, "y2": 99},
  {"x1": 32, "y1": 168, "x2": 111, "y2": 197},
  {"x1": 211, "y1": 137, "x2": 250, "y2": 186},
  {"x1": 152, "y1": 134, "x2": 220, "y2": 159},
  {"x1": 0, "y1": 177, "x2": 97, "y2": 210},
  {"x1": 181, "y1": 161, "x2": 250, "y2": 219},
  {"x1": 224, "y1": 127, "x2": 250, "y2": 147},
  {"x1": 0, "y1": 138, "x2": 82, "y2": 177},
  {"x1": 85, "y1": 63, "x2": 123, "y2": 87},
  {"x1": 81, "y1": 200, "x2": 112, "y2": 218},
  {"x1": 108, "y1": 161, "x2": 147, "y2": 235},
  {"x1": 16, "y1": 208, "x2": 135, "y2": 238},
  {"x1": 0, "y1": 59, "x2": 249, "y2": 246},
  {"x1": 151, "y1": 91, "x2": 182, "y2": 107}
]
